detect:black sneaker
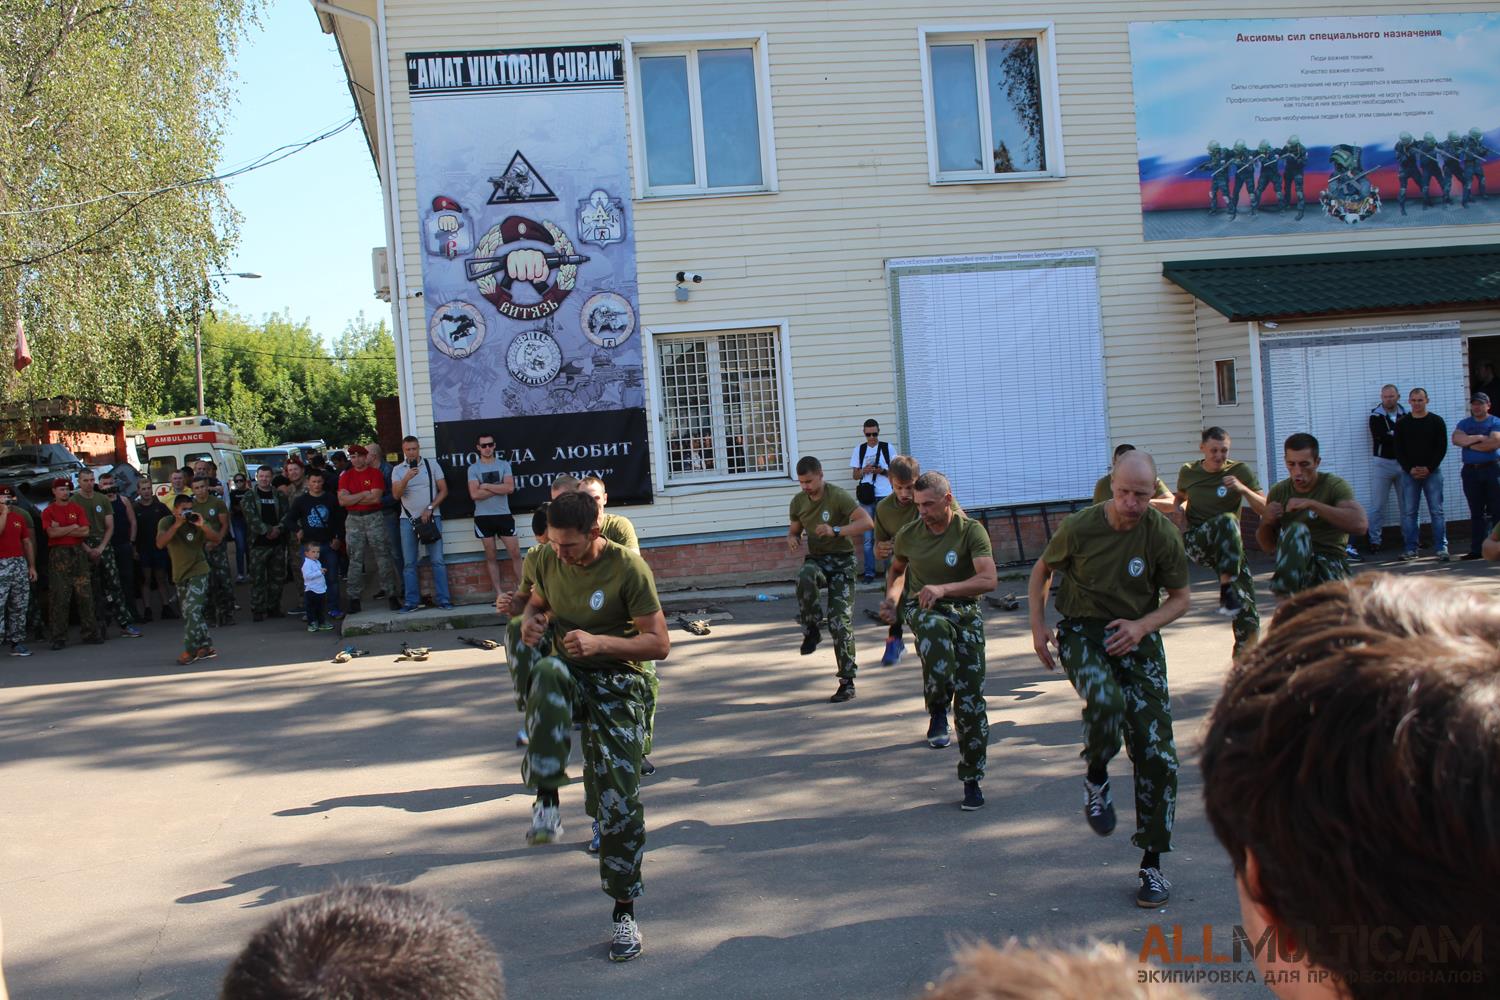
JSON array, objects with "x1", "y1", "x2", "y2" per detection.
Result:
[
  {"x1": 387, "y1": 596, "x2": 402, "y2": 611},
  {"x1": 829, "y1": 680, "x2": 855, "y2": 703},
  {"x1": 348, "y1": 598, "x2": 362, "y2": 614},
  {"x1": 799, "y1": 625, "x2": 821, "y2": 655},
  {"x1": 641, "y1": 756, "x2": 656, "y2": 776},
  {"x1": 609, "y1": 913, "x2": 642, "y2": 962},
  {"x1": 1084, "y1": 778, "x2": 1117, "y2": 836},
  {"x1": 926, "y1": 710, "x2": 951, "y2": 748},
  {"x1": 1137, "y1": 867, "x2": 1171, "y2": 908},
  {"x1": 961, "y1": 780, "x2": 984, "y2": 811},
  {"x1": 1462, "y1": 552, "x2": 1483, "y2": 561},
  {"x1": 1216, "y1": 583, "x2": 1243, "y2": 617}
]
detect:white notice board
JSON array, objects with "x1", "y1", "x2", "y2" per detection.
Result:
[
  {"x1": 887, "y1": 249, "x2": 1108, "y2": 508},
  {"x1": 1260, "y1": 323, "x2": 1465, "y2": 530}
]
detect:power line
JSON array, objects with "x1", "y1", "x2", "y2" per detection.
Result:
[{"x1": 201, "y1": 341, "x2": 395, "y2": 363}]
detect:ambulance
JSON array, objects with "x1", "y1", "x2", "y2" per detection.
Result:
[{"x1": 141, "y1": 416, "x2": 247, "y2": 498}]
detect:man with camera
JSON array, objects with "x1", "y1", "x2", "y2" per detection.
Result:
[
  {"x1": 339, "y1": 444, "x2": 401, "y2": 613},
  {"x1": 157, "y1": 493, "x2": 221, "y2": 664},
  {"x1": 850, "y1": 419, "x2": 893, "y2": 582},
  {"x1": 391, "y1": 435, "x2": 452, "y2": 612}
]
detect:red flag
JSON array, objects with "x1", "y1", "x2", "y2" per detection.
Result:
[{"x1": 13, "y1": 314, "x2": 30, "y2": 372}]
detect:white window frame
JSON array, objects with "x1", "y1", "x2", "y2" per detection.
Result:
[
  {"x1": 624, "y1": 33, "x2": 779, "y2": 201},
  {"x1": 918, "y1": 22, "x2": 1065, "y2": 185},
  {"x1": 641, "y1": 319, "x2": 798, "y2": 494}
]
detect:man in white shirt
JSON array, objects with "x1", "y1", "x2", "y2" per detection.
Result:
[{"x1": 850, "y1": 419, "x2": 894, "y2": 582}]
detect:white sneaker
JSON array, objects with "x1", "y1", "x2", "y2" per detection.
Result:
[
  {"x1": 526, "y1": 800, "x2": 562, "y2": 845},
  {"x1": 1437, "y1": 549, "x2": 1451, "y2": 563},
  {"x1": 609, "y1": 912, "x2": 643, "y2": 962}
]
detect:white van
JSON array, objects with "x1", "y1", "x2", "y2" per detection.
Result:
[{"x1": 142, "y1": 417, "x2": 247, "y2": 496}]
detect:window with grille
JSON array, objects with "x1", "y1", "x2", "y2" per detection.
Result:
[{"x1": 655, "y1": 328, "x2": 788, "y2": 484}]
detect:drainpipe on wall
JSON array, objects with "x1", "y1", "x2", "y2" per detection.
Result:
[
  {"x1": 311, "y1": 0, "x2": 417, "y2": 438},
  {"x1": 1247, "y1": 320, "x2": 1269, "y2": 483}
]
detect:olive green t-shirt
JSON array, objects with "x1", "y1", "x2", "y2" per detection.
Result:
[
  {"x1": 1041, "y1": 505, "x2": 1189, "y2": 622},
  {"x1": 1175, "y1": 460, "x2": 1261, "y2": 530},
  {"x1": 874, "y1": 493, "x2": 919, "y2": 543},
  {"x1": 516, "y1": 543, "x2": 547, "y2": 600},
  {"x1": 1092, "y1": 473, "x2": 1171, "y2": 505},
  {"x1": 71, "y1": 491, "x2": 112, "y2": 543},
  {"x1": 600, "y1": 512, "x2": 640, "y2": 554},
  {"x1": 157, "y1": 517, "x2": 209, "y2": 584},
  {"x1": 789, "y1": 483, "x2": 859, "y2": 557},
  {"x1": 1266, "y1": 474, "x2": 1356, "y2": 559},
  {"x1": 893, "y1": 515, "x2": 992, "y2": 604},
  {"x1": 192, "y1": 496, "x2": 228, "y2": 550},
  {"x1": 532, "y1": 539, "x2": 661, "y2": 673}
]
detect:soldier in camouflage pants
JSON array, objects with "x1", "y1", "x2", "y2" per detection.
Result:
[
  {"x1": 1270, "y1": 522, "x2": 1350, "y2": 597},
  {"x1": 522, "y1": 655, "x2": 647, "y2": 901},
  {"x1": 178, "y1": 574, "x2": 212, "y2": 654},
  {"x1": 241, "y1": 469, "x2": 289, "y2": 619},
  {"x1": 796, "y1": 553, "x2": 858, "y2": 680},
  {"x1": 205, "y1": 545, "x2": 235, "y2": 625},
  {"x1": 1182, "y1": 513, "x2": 1259, "y2": 655},
  {"x1": 90, "y1": 547, "x2": 136, "y2": 632},
  {"x1": 906, "y1": 601, "x2": 988, "y2": 780},
  {"x1": 48, "y1": 546, "x2": 97, "y2": 645},
  {"x1": 1057, "y1": 619, "x2": 1178, "y2": 854}
]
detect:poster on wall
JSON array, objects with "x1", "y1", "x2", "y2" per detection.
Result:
[
  {"x1": 1129, "y1": 14, "x2": 1500, "y2": 241},
  {"x1": 406, "y1": 45, "x2": 650, "y2": 514}
]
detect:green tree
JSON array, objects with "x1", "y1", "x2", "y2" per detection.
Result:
[{"x1": 0, "y1": 0, "x2": 259, "y2": 414}]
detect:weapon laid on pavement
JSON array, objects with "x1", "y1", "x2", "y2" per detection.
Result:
[{"x1": 458, "y1": 635, "x2": 501, "y2": 651}]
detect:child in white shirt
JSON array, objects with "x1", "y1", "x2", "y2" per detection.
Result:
[{"x1": 302, "y1": 542, "x2": 331, "y2": 632}]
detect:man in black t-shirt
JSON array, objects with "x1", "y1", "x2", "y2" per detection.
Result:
[
  {"x1": 1392, "y1": 387, "x2": 1450, "y2": 561},
  {"x1": 284, "y1": 473, "x2": 344, "y2": 618}
]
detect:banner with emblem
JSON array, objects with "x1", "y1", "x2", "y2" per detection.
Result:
[{"x1": 406, "y1": 44, "x2": 650, "y2": 514}]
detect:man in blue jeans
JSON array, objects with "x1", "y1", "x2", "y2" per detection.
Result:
[
  {"x1": 1451, "y1": 392, "x2": 1500, "y2": 560},
  {"x1": 391, "y1": 435, "x2": 453, "y2": 610},
  {"x1": 1393, "y1": 387, "x2": 1449, "y2": 561}
]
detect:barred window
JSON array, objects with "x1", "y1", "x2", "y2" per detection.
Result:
[{"x1": 655, "y1": 328, "x2": 788, "y2": 484}]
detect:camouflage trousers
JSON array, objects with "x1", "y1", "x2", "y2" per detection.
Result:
[
  {"x1": 1057, "y1": 618, "x2": 1178, "y2": 854},
  {"x1": 0, "y1": 556, "x2": 29, "y2": 645},
  {"x1": 521, "y1": 655, "x2": 647, "y2": 901},
  {"x1": 48, "y1": 546, "x2": 97, "y2": 643},
  {"x1": 797, "y1": 553, "x2": 857, "y2": 679},
  {"x1": 1270, "y1": 522, "x2": 1351, "y2": 597},
  {"x1": 248, "y1": 542, "x2": 286, "y2": 615},
  {"x1": 507, "y1": 617, "x2": 659, "y2": 754},
  {"x1": 344, "y1": 511, "x2": 399, "y2": 602},
  {"x1": 1183, "y1": 514, "x2": 1260, "y2": 656},
  {"x1": 905, "y1": 600, "x2": 988, "y2": 781},
  {"x1": 178, "y1": 573, "x2": 212, "y2": 653},
  {"x1": 206, "y1": 545, "x2": 234, "y2": 621},
  {"x1": 87, "y1": 546, "x2": 134, "y2": 629}
]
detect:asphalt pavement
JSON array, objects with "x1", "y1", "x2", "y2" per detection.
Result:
[{"x1": 0, "y1": 553, "x2": 1494, "y2": 999}]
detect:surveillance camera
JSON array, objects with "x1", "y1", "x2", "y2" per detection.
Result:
[{"x1": 675, "y1": 271, "x2": 704, "y2": 284}]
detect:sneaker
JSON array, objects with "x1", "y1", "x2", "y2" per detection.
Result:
[
  {"x1": 317, "y1": 622, "x2": 335, "y2": 632},
  {"x1": 961, "y1": 780, "x2": 984, "y2": 811},
  {"x1": 515, "y1": 728, "x2": 529, "y2": 747},
  {"x1": 49, "y1": 640, "x2": 65, "y2": 651},
  {"x1": 83, "y1": 633, "x2": 104, "y2": 645},
  {"x1": 829, "y1": 679, "x2": 856, "y2": 703},
  {"x1": 1216, "y1": 584, "x2": 1242, "y2": 617},
  {"x1": 1437, "y1": 549, "x2": 1451, "y2": 563},
  {"x1": 438, "y1": 602, "x2": 455, "y2": 610},
  {"x1": 1137, "y1": 867, "x2": 1172, "y2": 908},
  {"x1": 586, "y1": 820, "x2": 601, "y2": 855},
  {"x1": 122, "y1": 625, "x2": 142, "y2": 638},
  {"x1": 881, "y1": 636, "x2": 905, "y2": 665},
  {"x1": 347, "y1": 598, "x2": 362, "y2": 614},
  {"x1": 175, "y1": 651, "x2": 194, "y2": 665},
  {"x1": 527, "y1": 800, "x2": 563, "y2": 845},
  {"x1": 1084, "y1": 778, "x2": 1117, "y2": 836},
  {"x1": 328, "y1": 609, "x2": 344, "y2": 620},
  {"x1": 799, "y1": 625, "x2": 821, "y2": 655},
  {"x1": 609, "y1": 913, "x2": 642, "y2": 963},
  {"x1": 860, "y1": 572, "x2": 877, "y2": 583},
  {"x1": 307, "y1": 624, "x2": 319, "y2": 633},
  {"x1": 397, "y1": 605, "x2": 419, "y2": 614},
  {"x1": 194, "y1": 647, "x2": 217, "y2": 661},
  {"x1": 9, "y1": 643, "x2": 30, "y2": 657},
  {"x1": 641, "y1": 756, "x2": 656, "y2": 776},
  {"x1": 1400, "y1": 550, "x2": 1419, "y2": 562},
  {"x1": 388, "y1": 596, "x2": 403, "y2": 611},
  {"x1": 926, "y1": 710, "x2": 951, "y2": 748},
  {"x1": 1462, "y1": 552, "x2": 1483, "y2": 561},
  {"x1": 1346, "y1": 545, "x2": 1364, "y2": 563}
]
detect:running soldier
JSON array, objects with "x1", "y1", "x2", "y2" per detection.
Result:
[
  {"x1": 0, "y1": 485, "x2": 36, "y2": 656},
  {"x1": 338, "y1": 445, "x2": 400, "y2": 613},
  {"x1": 1174, "y1": 428, "x2": 1266, "y2": 657},
  {"x1": 191, "y1": 475, "x2": 235, "y2": 626},
  {"x1": 880, "y1": 472, "x2": 997, "y2": 810},
  {"x1": 872, "y1": 454, "x2": 923, "y2": 667},
  {"x1": 1280, "y1": 134, "x2": 1307, "y2": 220},
  {"x1": 1193, "y1": 141, "x2": 1231, "y2": 215},
  {"x1": 1093, "y1": 445, "x2": 1175, "y2": 513},
  {"x1": 72, "y1": 469, "x2": 141, "y2": 638},
  {"x1": 788, "y1": 456, "x2": 873, "y2": 703},
  {"x1": 1256, "y1": 433, "x2": 1369, "y2": 597},
  {"x1": 1394, "y1": 132, "x2": 1423, "y2": 215},
  {"x1": 42, "y1": 477, "x2": 99, "y2": 649},
  {"x1": 242, "y1": 466, "x2": 289, "y2": 621},
  {"x1": 516, "y1": 490, "x2": 669, "y2": 963},
  {"x1": 1464, "y1": 127, "x2": 1492, "y2": 202},
  {"x1": 1418, "y1": 132, "x2": 1447, "y2": 206},
  {"x1": 1253, "y1": 140, "x2": 1283, "y2": 213},
  {"x1": 1027, "y1": 451, "x2": 1191, "y2": 908},
  {"x1": 157, "y1": 493, "x2": 220, "y2": 664},
  {"x1": 1440, "y1": 130, "x2": 1470, "y2": 206}
]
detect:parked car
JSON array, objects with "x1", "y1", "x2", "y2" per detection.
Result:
[
  {"x1": 0, "y1": 443, "x2": 87, "y2": 502},
  {"x1": 242, "y1": 446, "x2": 300, "y2": 478}
]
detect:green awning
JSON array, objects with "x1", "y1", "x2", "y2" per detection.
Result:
[{"x1": 1162, "y1": 243, "x2": 1500, "y2": 322}]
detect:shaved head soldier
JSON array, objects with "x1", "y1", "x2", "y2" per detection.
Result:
[
  {"x1": 789, "y1": 456, "x2": 874, "y2": 703},
  {"x1": 1028, "y1": 451, "x2": 1191, "y2": 908},
  {"x1": 881, "y1": 472, "x2": 997, "y2": 810},
  {"x1": 1256, "y1": 433, "x2": 1368, "y2": 596},
  {"x1": 1173, "y1": 428, "x2": 1267, "y2": 656}
]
